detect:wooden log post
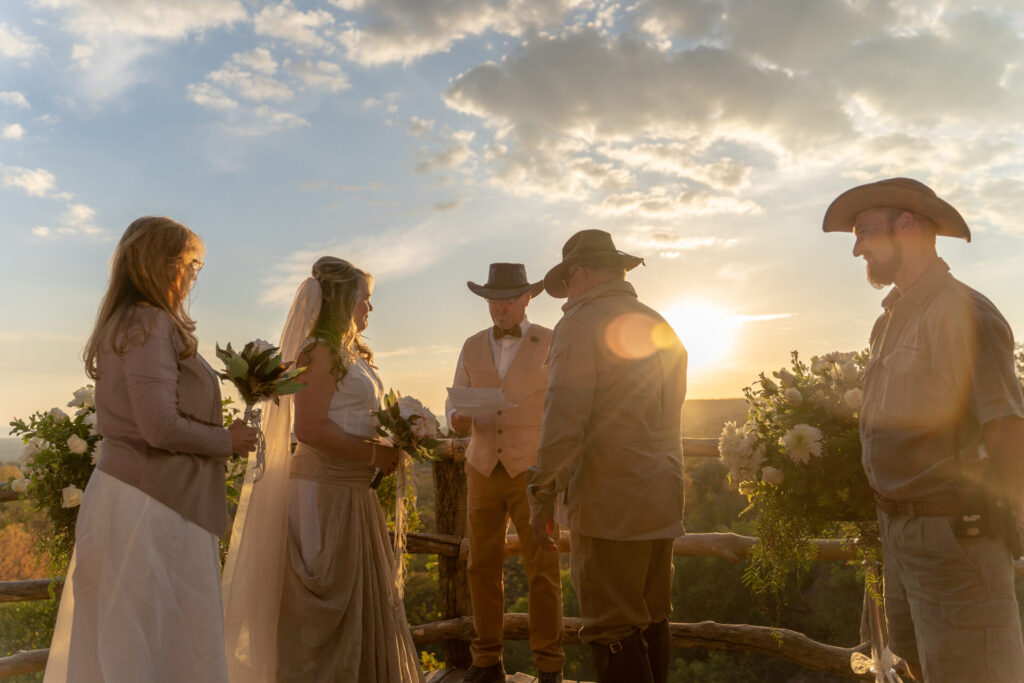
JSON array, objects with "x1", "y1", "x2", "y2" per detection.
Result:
[{"x1": 433, "y1": 439, "x2": 473, "y2": 668}]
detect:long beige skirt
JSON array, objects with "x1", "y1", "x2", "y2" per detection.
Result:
[
  {"x1": 277, "y1": 445, "x2": 423, "y2": 682},
  {"x1": 45, "y1": 469, "x2": 228, "y2": 683}
]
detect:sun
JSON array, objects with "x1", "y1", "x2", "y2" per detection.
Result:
[{"x1": 661, "y1": 300, "x2": 739, "y2": 372}]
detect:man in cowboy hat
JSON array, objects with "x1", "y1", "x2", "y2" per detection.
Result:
[
  {"x1": 445, "y1": 263, "x2": 564, "y2": 683},
  {"x1": 526, "y1": 230, "x2": 687, "y2": 683},
  {"x1": 824, "y1": 177, "x2": 1024, "y2": 682}
]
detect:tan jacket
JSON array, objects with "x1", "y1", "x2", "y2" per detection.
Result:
[
  {"x1": 527, "y1": 280, "x2": 687, "y2": 540},
  {"x1": 95, "y1": 306, "x2": 232, "y2": 536},
  {"x1": 461, "y1": 325, "x2": 552, "y2": 478}
]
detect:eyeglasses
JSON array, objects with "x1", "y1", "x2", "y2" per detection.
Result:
[
  {"x1": 562, "y1": 264, "x2": 581, "y2": 286},
  {"x1": 188, "y1": 258, "x2": 204, "y2": 279}
]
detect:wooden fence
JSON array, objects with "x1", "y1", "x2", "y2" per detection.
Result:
[{"x1": 0, "y1": 437, "x2": 936, "y2": 680}]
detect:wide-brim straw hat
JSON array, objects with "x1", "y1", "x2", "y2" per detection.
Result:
[
  {"x1": 467, "y1": 263, "x2": 544, "y2": 300},
  {"x1": 543, "y1": 229, "x2": 644, "y2": 298},
  {"x1": 822, "y1": 177, "x2": 971, "y2": 242}
]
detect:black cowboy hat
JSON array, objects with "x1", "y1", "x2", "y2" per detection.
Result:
[
  {"x1": 467, "y1": 263, "x2": 545, "y2": 300},
  {"x1": 823, "y1": 177, "x2": 971, "y2": 242},
  {"x1": 543, "y1": 229, "x2": 644, "y2": 298}
]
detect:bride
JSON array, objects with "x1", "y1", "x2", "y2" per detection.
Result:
[{"x1": 222, "y1": 256, "x2": 424, "y2": 682}]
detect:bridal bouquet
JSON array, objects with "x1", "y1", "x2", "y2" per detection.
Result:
[
  {"x1": 721, "y1": 350, "x2": 877, "y2": 602},
  {"x1": 370, "y1": 389, "x2": 443, "y2": 489},
  {"x1": 216, "y1": 339, "x2": 305, "y2": 480}
]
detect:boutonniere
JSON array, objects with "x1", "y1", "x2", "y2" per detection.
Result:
[{"x1": 530, "y1": 335, "x2": 539, "y2": 343}]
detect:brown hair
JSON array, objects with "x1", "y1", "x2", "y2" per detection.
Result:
[
  {"x1": 307, "y1": 256, "x2": 374, "y2": 380},
  {"x1": 84, "y1": 216, "x2": 203, "y2": 379}
]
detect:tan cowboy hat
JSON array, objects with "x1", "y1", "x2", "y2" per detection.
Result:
[
  {"x1": 467, "y1": 263, "x2": 544, "y2": 300},
  {"x1": 543, "y1": 229, "x2": 644, "y2": 298},
  {"x1": 822, "y1": 177, "x2": 971, "y2": 242}
]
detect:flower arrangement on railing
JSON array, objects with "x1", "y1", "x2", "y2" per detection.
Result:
[
  {"x1": 8, "y1": 387, "x2": 99, "y2": 567},
  {"x1": 720, "y1": 350, "x2": 879, "y2": 602},
  {"x1": 7, "y1": 387, "x2": 252, "y2": 568}
]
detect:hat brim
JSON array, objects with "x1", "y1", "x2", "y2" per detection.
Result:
[
  {"x1": 543, "y1": 251, "x2": 644, "y2": 298},
  {"x1": 467, "y1": 280, "x2": 545, "y2": 300},
  {"x1": 823, "y1": 183, "x2": 971, "y2": 242}
]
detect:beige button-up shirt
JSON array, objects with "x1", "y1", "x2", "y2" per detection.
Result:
[
  {"x1": 526, "y1": 279, "x2": 687, "y2": 540},
  {"x1": 860, "y1": 258, "x2": 1024, "y2": 501}
]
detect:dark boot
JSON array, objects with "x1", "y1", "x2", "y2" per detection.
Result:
[
  {"x1": 589, "y1": 631, "x2": 654, "y2": 683},
  {"x1": 643, "y1": 619, "x2": 670, "y2": 683}
]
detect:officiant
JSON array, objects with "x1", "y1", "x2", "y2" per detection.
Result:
[{"x1": 445, "y1": 263, "x2": 565, "y2": 683}]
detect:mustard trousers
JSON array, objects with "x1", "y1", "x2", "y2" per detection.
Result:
[{"x1": 465, "y1": 462, "x2": 565, "y2": 672}]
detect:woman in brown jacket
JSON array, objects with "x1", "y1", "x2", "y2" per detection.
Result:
[{"x1": 44, "y1": 216, "x2": 257, "y2": 683}]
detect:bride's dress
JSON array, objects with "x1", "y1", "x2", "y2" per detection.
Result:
[
  {"x1": 276, "y1": 354, "x2": 422, "y2": 682},
  {"x1": 222, "y1": 281, "x2": 423, "y2": 683}
]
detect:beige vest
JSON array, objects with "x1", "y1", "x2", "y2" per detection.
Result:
[{"x1": 463, "y1": 325, "x2": 551, "y2": 478}]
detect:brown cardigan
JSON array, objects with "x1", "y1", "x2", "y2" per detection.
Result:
[{"x1": 94, "y1": 306, "x2": 233, "y2": 536}]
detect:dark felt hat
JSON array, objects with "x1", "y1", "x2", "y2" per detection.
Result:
[
  {"x1": 467, "y1": 263, "x2": 545, "y2": 300},
  {"x1": 543, "y1": 229, "x2": 644, "y2": 298},
  {"x1": 823, "y1": 177, "x2": 971, "y2": 242}
]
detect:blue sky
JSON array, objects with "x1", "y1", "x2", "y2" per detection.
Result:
[{"x1": 4, "y1": 0, "x2": 1024, "y2": 426}]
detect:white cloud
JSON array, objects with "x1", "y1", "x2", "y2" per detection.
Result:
[
  {"x1": 262, "y1": 220, "x2": 468, "y2": 303},
  {"x1": 338, "y1": 0, "x2": 584, "y2": 66},
  {"x1": 414, "y1": 130, "x2": 476, "y2": 174},
  {"x1": 207, "y1": 65, "x2": 294, "y2": 102},
  {"x1": 2, "y1": 124, "x2": 24, "y2": 140},
  {"x1": 287, "y1": 60, "x2": 350, "y2": 92},
  {"x1": 233, "y1": 48, "x2": 277, "y2": 75},
  {"x1": 221, "y1": 106, "x2": 309, "y2": 137},
  {"x1": 2, "y1": 166, "x2": 59, "y2": 197},
  {"x1": 433, "y1": 199, "x2": 463, "y2": 211},
  {"x1": 253, "y1": 1, "x2": 335, "y2": 51},
  {"x1": 31, "y1": 226, "x2": 51, "y2": 238},
  {"x1": 36, "y1": 0, "x2": 246, "y2": 41},
  {"x1": 28, "y1": 203, "x2": 102, "y2": 239},
  {"x1": 407, "y1": 116, "x2": 434, "y2": 137},
  {"x1": 186, "y1": 82, "x2": 238, "y2": 110},
  {"x1": 0, "y1": 91, "x2": 30, "y2": 109},
  {"x1": 0, "y1": 22, "x2": 43, "y2": 61},
  {"x1": 592, "y1": 186, "x2": 762, "y2": 218}
]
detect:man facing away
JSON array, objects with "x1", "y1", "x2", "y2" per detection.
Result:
[
  {"x1": 526, "y1": 230, "x2": 687, "y2": 683},
  {"x1": 823, "y1": 177, "x2": 1024, "y2": 682},
  {"x1": 446, "y1": 263, "x2": 564, "y2": 683}
]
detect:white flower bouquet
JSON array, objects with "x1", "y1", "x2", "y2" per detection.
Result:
[
  {"x1": 370, "y1": 389, "x2": 443, "y2": 489},
  {"x1": 721, "y1": 350, "x2": 877, "y2": 601}
]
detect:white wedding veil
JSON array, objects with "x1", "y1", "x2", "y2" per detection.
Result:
[{"x1": 222, "y1": 276, "x2": 322, "y2": 682}]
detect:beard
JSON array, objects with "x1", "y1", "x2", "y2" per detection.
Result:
[{"x1": 865, "y1": 238, "x2": 902, "y2": 289}]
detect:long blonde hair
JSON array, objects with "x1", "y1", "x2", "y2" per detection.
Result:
[
  {"x1": 84, "y1": 216, "x2": 203, "y2": 379},
  {"x1": 308, "y1": 256, "x2": 374, "y2": 380}
]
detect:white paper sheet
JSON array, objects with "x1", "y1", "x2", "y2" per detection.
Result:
[{"x1": 446, "y1": 387, "x2": 515, "y2": 417}]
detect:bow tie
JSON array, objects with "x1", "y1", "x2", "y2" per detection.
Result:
[{"x1": 493, "y1": 324, "x2": 522, "y2": 340}]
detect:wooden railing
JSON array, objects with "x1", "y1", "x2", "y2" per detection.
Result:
[{"x1": 1, "y1": 437, "x2": 909, "y2": 680}]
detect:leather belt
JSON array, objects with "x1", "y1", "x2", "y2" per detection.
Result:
[{"x1": 875, "y1": 494, "x2": 955, "y2": 517}]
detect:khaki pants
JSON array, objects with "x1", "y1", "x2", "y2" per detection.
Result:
[
  {"x1": 880, "y1": 510, "x2": 1024, "y2": 682},
  {"x1": 570, "y1": 533, "x2": 674, "y2": 645},
  {"x1": 466, "y1": 462, "x2": 565, "y2": 672}
]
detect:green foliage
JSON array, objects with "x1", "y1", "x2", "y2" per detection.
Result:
[
  {"x1": 375, "y1": 390, "x2": 444, "y2": 462},
  {"x1": 720, "y1": 350, "x2": 879, "y2": 603}
]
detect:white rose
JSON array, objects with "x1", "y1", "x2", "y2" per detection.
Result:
[
  {"x1": 761, "y1": 466, "x2": 785, "y2": 486},
  {"x1": 20, "y1": 439, "x2": 41, "y2": 463},
  {"x1": 397, "y1": 396, "x2": 438, "y2": 439},
  {"x1": 91, "y1": 450, "x2": 99, "y2": 465},
  {"x1": 777, "y1": 368, "x2": 797, "y2": 388},
  {"x1": 844, "y1": 388, "x2": 862, "y2": 410},
  {"x1": 719, "y1": 421, "x2": 762, "y2": 484},
  {"x1": 61, "y1": 485, "x2": 84, "y2": 508},
  {"x1": 69, "y1": 386, "x2": 95, "y2": 409},
  {"x1": 252, "y1": 338, "x2": 275, "y2": 354},
  {"x1": 11, "y1": 478, "x2": 29, "y2": 493},
  {"x1": 83, "y1": 412, "x2": 98, "y2": 433},
  {"x1": 784, "y1": 388, "x2": 803, "y2": 405},
  {"x1": 782, "y1": 424, "x2": 823, "y2": 464},
  {"x1": 49, "y1": 407, "x2": 69, "y2": 421},
  {"x1": 67, "y1": 434, "x2": 89, "y2": 455}
]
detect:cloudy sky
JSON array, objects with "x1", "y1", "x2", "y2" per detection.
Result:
[{"x1": 4, "y1": 0, "x2": 1024, "y2": 428}]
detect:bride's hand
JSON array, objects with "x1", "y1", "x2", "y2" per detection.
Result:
[{"x1": 370, "y1": 443, "x2": 401, "y2": 474}]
